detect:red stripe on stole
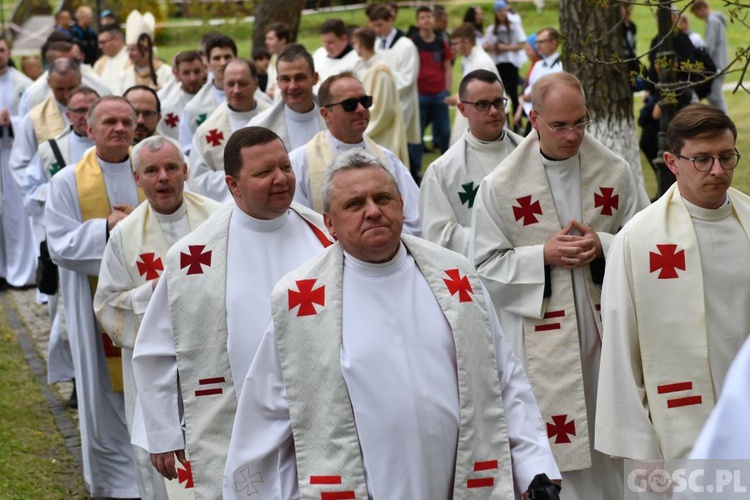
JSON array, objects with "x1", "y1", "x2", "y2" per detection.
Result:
[
  {"x1": 657, "y1": 382, "x2": 693, "y2": 394},
  {"x1": 310, "y1": 476, "x2": 342, "y2": 485}
]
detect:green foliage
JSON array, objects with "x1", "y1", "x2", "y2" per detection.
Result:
[{"x1": 0, "y1": 307, "x2": 87, "y2": 497}]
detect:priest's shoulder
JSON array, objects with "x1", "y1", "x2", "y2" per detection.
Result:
[
  {"x1": 729, "y1": 186, "x2": 750, "y2": 205},
  {"x1": 184, "y1": 81, "x2": 213, "y2": 111},
  {"x1": 401, "y1": 233, "x2": 475, "y2": 272},
  {"x1": 194, "y1": 101, "x2": 228, "y2": 136},
  {"x1": 289, "y1": 201, "x2": 326, "y2": 230},
  {"x1": 483, "y1": 132, "x2": 536, "y2": 187},
  {"x1": 164, "y1": 203, "x2": 233, "y2": 259},
  {"x1": 247, "y1": 99, "x2": 284, "y2": 127},
  {"x1": 11, "y1": 67, "x2": 33, "y2": 88}
]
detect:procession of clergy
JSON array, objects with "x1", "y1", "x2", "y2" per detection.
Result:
[{"x1": 2, "y1": 4, "x2": 748, "y2": 499}]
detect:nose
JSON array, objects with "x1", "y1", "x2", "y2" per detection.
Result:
[
  {"x1": 363, "y1": 198, "x2": 382, "y2": 218},
  {"x1": 709, "y1": 158, "x2": 725, "y2": 175}
]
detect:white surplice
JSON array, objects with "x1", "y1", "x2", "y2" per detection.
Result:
[
  {"x1": 247, "y1": 99, "x2": 325, "y2": 152},
  {"x1": 45, "y1": 154, "x2": 140, "y2": 498},
  {"x1": 471, "y1": 153, "x2": 643, "y2": 500},
  {"x1": 223, "y1": 244, "x2": 560, "y2": 499},
  {"x1": 178, "y1": 82, "x2": 225, "y2": 154},
  {"x1": 289, "y1": 131, "x2": 421, "y2": 236},
  {"x1": 312, "y1": 45, "x2": 363, "y2": 92},
  {"x1": 375, "y1": 31, "x2": 420, "y2": 144},
  {"x1": 132, "y1": 206, "x2": 327, "y2": 461},
  {"x1": 597, "y1": 197, "x2": 750, "y2": 460}
]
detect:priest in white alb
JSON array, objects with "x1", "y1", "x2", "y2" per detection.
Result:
[
  {"x1": 93, "y1": 25, "x2": 129, "y2": 95},
  {"x1": 132, "y1": 127, "x2": 332, "y2": 498},
  {"x1": 596, "y1": 104, "x2": 750, "y2": 461},
  {"x1": 223, "y1": 149, "x2": 561, "y2": 499},
  {"x1": 290, "y1": 73, "x2": 420, "y2": 235},
  {"x1": 470, "y1": 72, "x2": 648, "y2": 499},
  {"x1": 45, "y1": 96, "x2": 142, "y2": 498},
  {"x1": 311, "y1": 19, "x2": 363, "y2": 90},
  {"x1": 157, "y1": 51, "x2": 206, "y2": 141},
  {"x1": 94, "y1": 136, "x2": 222, "y2": 499},
  {"x1": 420, "y1": 69, "x2": 522, "y2": 256},
  {"x1": 247, "y1": 44, "x2": 326, "y2": 152},
  {"x1": 189, "y1": 58, "x2": 269, "y2": 202}
]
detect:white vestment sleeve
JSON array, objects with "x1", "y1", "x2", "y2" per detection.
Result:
[
  {"x1": 14, "y1": 151, "x2": 48, "y2": 206},
  {"x1": 94, "y1": 226, "x2": 154, "y2": 349},
  {"x1": 471, "y1": 178, "x2": 547, "y2": 320},
  {"x1": 132, "y1": 275, "x2": 185, "y2": 454},
  {"x1": 364, "y1": 67, "x2": 399, "y2": 141},
  {"x1": 290, "y1": 146, "x2": 313, "y2": 209},
  {"x1": 484, "y1": 286, "x2": 561, "y2": 492},
  {"x1": 419, "y1": 162, "x2": 469, "y2": 254},
  {"x1": 8, "y1": 115, "x2": 39, "y2": 191},
  {"x1": 45, "y1": 171, "x2": 107, "y2": 276},
  {"x1": 382, "y1": 147, "x2": 421, "y2": 236},
  {"x1": 178, "y1": 109, "x2": 193, "y2": 155},
  {"x1": 187, "y1": 134, "x2": 231, "y2": 202},
  {"x1": 595, "y1": 229, "x2": 662, "y2": 459},
  {"x1": 223, "y1": 321, "x2": 296, "y2": 500}
]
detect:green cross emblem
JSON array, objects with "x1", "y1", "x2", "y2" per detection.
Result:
[
  {"x1": 50, "y1": 162, "x2": 62, "y2": 177},
  {"x1": 458, "y1": 182, "x2": 479, "y2": 208},
  {"x1": 195, "y1": 113, "x2": 207, "y2": 127}
]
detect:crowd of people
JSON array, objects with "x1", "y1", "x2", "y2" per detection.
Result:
[{"x1": 0, "y1": 2, "x2": 746, "y2": 499}]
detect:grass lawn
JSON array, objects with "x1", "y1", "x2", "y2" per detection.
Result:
[{"x1": 0, "y1": 303, "x2": 87, "y2": 497}]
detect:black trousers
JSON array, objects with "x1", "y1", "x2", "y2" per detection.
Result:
[{"x1": 496, "y1": 62, "x2": 520, "y2": 116}]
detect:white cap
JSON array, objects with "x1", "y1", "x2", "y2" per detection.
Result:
[{"x1": 125, "y1": 10, "x2": 155, "y2": 45}]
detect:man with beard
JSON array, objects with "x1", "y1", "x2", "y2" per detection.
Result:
[{"x1": 124, "y1": 85, "x2": 161, "y2": 144}]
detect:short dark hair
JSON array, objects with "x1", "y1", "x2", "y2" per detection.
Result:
[
  {"x1": 45, "y1": 40, "x2": 74, "y2": 63},
  {"x1": 68, "y1": 85, "x2": 100, "y2": 102},
  {"x1": 352, "y1": 27, "x2": 376, "y2": 52},
  {"x1": 538, "y1": 27, "x2": 560, "y2": 42},
  {"x1": 224, "y1": 127, "x2": 285, "y2": 177},
  {"x1": 320, "y1": 19, "x2": 347, "y2": 38},
  {"x1": 451, "y1": 23, "x2": 477, "y2": 45},
  {"x1": 226, "y1": 58, "x2": 258, "y2": 79},
  {"x1": 206, "y1": 34, "x2": 237, "y2": 59},
  {"x1": 174, "y1": 50, "x2": 203, "y2": 67},
  {"x1": 416, "y1": 6, "x2": 433, "y2": 17},
  {"x1": 318, "y1": 71, "x2": 357, "y2": 107},
  {"x1": 459, "y1": 69, "x2": 503, "y2": 100},
  {"x1": 124, "y1": 85, "x2": 161, "y2": 114},
  {"x1": 267, "y1": 22, "x2": 291, "y2": 43},
  {"x1": 277, "y1": 43, "x2": 315, "y2": 73},
  {"x1": 99, "y1": 25, "x2": 123, "y2": 39},
  {"x1": 251, "y1": 46, "x2": 271, "y2": 61},
  {"x1": 367, "y1": 4, "x2": 393, "y2": 22},
  {"x1": 667, "y1": 103, "x2": 737, "y2": 154}
]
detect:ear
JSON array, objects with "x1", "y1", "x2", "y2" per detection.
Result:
[
  {"x1": 664, "y1": 151, "x2": 680, "y2": 177},
  {"x1": 182, "y1": 162, "x2": 189, "y2": 182},
  {"x1": 172, "y1": 66, "x2": 179, "y2": 77},
  {"x1": 87, "y1": 123, "x2": 95, "y2": 140},
  {"x1": 133, "y1": 170, "x2": 142, "y2": 189},
  {"x1": 529, "y1": 109, "x2": 540, "y2": 131},
  {"x1": 323, "y1": 212, "x2": 335, "y2": 238},
  {"x1": 457, "y1": 102, "x2": 468, "y2": 118},
  {"x1": 312, "y1": 72, "x2": 319, "y2": 87},
  {"x1": 320, "y1": 106, "x2": 330, "y2": 121},
  {"x1": 225, "y1": 174, "x2": 239, "y2": 198}
]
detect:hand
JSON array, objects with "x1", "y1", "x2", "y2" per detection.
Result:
[
  {"x1": 0, "y1": 108, "x2": 9, "y2": 126},
  {"x1": 150, "y1": 449, "x2": 187, "y2": 480},
  {"x1": 107, "y1": 204, "x2": 136, "y2": 230},
  {"x1": 543, "y1": 220, "x2": 603, "y2": 269},
  {"x1": 444, "y1": 94, "x2": 458, "y2": 106}
]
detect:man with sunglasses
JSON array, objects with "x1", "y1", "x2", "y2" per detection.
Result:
[
  {"x1": 596, "y1": 104, "x2": 750, "y2": 463},
  {"x1": 471, "y1": 72, "x2": 648, "y2": 499},
  {"x1": 420, "y1": 69, "x2": 522, "y2": 256},
  {"x1": 289, "y1": 72, "x2": 421, "y2": 235}
]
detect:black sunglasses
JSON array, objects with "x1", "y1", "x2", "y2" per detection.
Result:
[{"x1": 324, "y1": 95, "x2": 373, "y2": 112}]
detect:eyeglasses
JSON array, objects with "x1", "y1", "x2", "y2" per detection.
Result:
[
  {"x1": 535, "y1": 111, "x2": 591, "y2": 135},
  {"x1": 673, "y1": 149, "x2": 741, "y2": 172},
  {"x1": 324, "y1": 95, "x2": 373, "y2": 112},
  {"x1": 461, "y1": 97, "x2": 508, "y2": 112},
  {"x1": 135, "y1": 110, "x2": 159, "y2": 119}
]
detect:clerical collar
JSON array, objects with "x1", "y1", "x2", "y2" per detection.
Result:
[
  {"x1": 464, "y1": 128, "x2": 506, "y2": 149},
  {"x1": 682, "y1": 195, "x2": 732, "y2": 221},
  {"x1": 284, "y1": 104, "x2": 318, "y2": 122},
  {"x1": 211, "y1": 85, "x2": 226, "y2": 102},
  {"x1": 331, "y1": 44, "x2": 354, "y2": 60},
  {"x1": 344, "y1": 242, "x2": 407, "y2": 277},
  {"x1": 153, "y1": 199, "x2": 187, "y2": 223},
  {"x1": 328, "y1": 131, "x2": 365, "y2": 151},
  {"x1": 541, "y1": 153, "x2": 578, "y2": 171},
  {"x1": 71, "y1": 130, "x2": 92, "y2": 142},
  {"x1": 541, "y1": 53, "x2": 560, "y2": 68},
  {"x1": 135, "y1": 65, "x2": 150, "y2": 75},
  {"x1": 231, "y1": 204, "x2": 287, "y2": 232},
  {"x1": 227, "y1": 102, "x2": 257, "y2": 118},
  {"x1": 96, "y1": 154, "x2": 130, "y2": 172}
]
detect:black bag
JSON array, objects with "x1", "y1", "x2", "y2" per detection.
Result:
[{"x1": 36, "y1": 240, "x2": 58, "y2": 295}]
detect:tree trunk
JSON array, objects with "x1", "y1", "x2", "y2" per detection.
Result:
[
  {"x1": 252, "y1": 0, "x2": 306, "y2": 52},
  {"x1": 559, "y1": 0, "x2": 645, "y2": 189}
]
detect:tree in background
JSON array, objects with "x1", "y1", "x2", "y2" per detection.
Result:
[{"x1": 252, "y1": 0, "x2": 306, "y2": 51}]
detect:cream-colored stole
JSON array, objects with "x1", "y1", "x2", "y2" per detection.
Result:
[{"x1": 30, "y1": 95, "x2": 66, "y2": 144}]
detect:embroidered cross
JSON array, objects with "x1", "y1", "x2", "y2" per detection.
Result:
[
  {"x1": 443, "y1": 269, "x2": 474, "y2": 302},
  {"x1": 649, "y1": 244, "x2": 686, "y2": 279},
  {"x1": 195, "y1": 113, "x2": 207, "y2": 127},
  {"x1": 235, "y1": 467, "x2": 264, "y2": 495},
  {"x1": 50, "y1": 162, "x2": 62, "y2": 177},
  {"x1": 288, "y1": 279, "x2": 325, "y2": 316},
  {"x1": 136, "y1": 252, "x2": 163, "y2": 280},
  {"x1": 206, "y1": 129, "x2": 224, "y2": 147},
  {"x1": 458, "y1": 182, "x2": 479, "y2": 208},
  {"x1": 177, "y1": 461, "x2": 194, "y2": 488},
  {"x1": 594, "y1": 187, "x2": 619, "y2": 216},
  {"x1": 165, "y1": 112, "x2": 179, "y2": 128},
  {"x1": 180, "y1": 245, "x2": 212, "y2": 275},
  {"x1": 512, "y1": 195, "x2": 543, "y2": 226},
  {"x1": 547, "y1": 414, "x2": 576, "y2": 444}
]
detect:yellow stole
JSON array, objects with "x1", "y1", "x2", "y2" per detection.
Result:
[
  {"x1": 304, "y1": 131, "x2": 388, "y2": 213},
  {"x1": 30, "y1": 95, "x2": 66, "y2": 144},
  {"x1": 75, "y1": 148, "x2": 145, "y2": 392}
]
